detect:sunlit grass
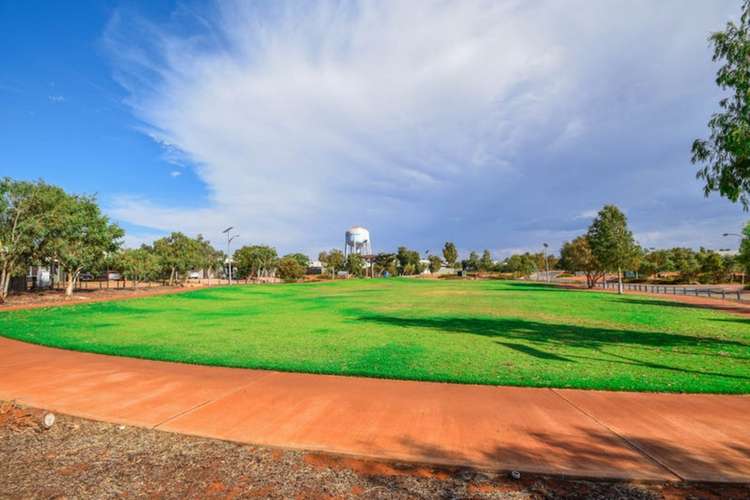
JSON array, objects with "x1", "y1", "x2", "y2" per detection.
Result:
[{"x1": 1, "y1": 279, "x2": 749, "y2": 393}]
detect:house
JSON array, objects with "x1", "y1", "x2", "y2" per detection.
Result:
[{"x1": 307, "y1": 260, "x2": 324, "y2": 275}]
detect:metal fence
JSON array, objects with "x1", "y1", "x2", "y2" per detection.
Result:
[{"x1": 598, "y1": 281, "x2": 748, "y2": 302}]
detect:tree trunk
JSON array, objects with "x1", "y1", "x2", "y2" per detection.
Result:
[
  {"x1": 617, "y1": 267, "x2": 624, "y2": 294},
  {"x1": 0, "y1": 264, "x2": 9, "y2": 303},
  {"x1": 65, "y1": 271, "x2": 77, "y2": 297},
  {"x1": 169, "y1": 267, "x2": 176, "y2": 286}
]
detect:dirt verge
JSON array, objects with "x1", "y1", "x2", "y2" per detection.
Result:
[
  {"x1": 1, "y1": 401, "x2": 747, "y2": 499},
  {"x1": 0, "y1": 285, "x2": 209, "y2": 312}
]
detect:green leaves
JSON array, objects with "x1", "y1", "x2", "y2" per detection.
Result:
[
  {"x1": 0, "y1": 178, "x2": 120, "y2": 299},
  {"x1": 233, "y1": 245, "x2": 278, "y2": 278},
  {"x1": 51, "y1": 194, "x2": 124, "y2": 278},
  {"x1": 151, "y1": 232, "x2": 216, "y2": 284},
  {"x1": 693, "y1": 1, "x2": 750, "y2": 207},
  {"x1": 277, "y1": 255, "x2": 306, "y2": 282},
  {"x1": 442, "y1": 242, "x2": 458, "y2": 267},
  {"x1": 586, "y1": 205, "x2": 639, "y2": 273}
]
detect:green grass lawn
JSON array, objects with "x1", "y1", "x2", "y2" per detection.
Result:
[{"x1": 1, "y1": 279, "x2": 749, "y2": 393}]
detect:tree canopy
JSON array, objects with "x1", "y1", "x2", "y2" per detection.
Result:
[
  {"x1": 0, "y1": 178, "x2": 67, "y2": 301},
  {"x1": 234, "y1": 245, "x2": 278, "y2": 279},
  {"x1": 587, "y1": 205, "x2": 639, "y2": 293},
  {"x1": 692, "y1": 1, "x2": 750, "y2": 207},
  {"x1": 319, "y1": 249, "x2": 345, "y2": 278},
  {"x1": 277, "y1": 255, "x2": 305, "y2": 282},
  {"x1": 47, "y1": 193, "x2": 123, "y2": 296},
  {"x1": 345, "y1": 253, "x2": 365, "y2": 277},
  {"x1": 115, "y1": 247, "x2": 160, "y2": 288},
  {"x1": 442, "y1": 242, "x2": 458, "y2": 268},
  {"x1": 153, "y1": 232, "x2": 204, "y2": 285},
  {"x1": 428, "y1": 255, "x2": 442, "y2": 273},
  {"x1": 559, "y1": 236, "x2": 603, "y2": 288}
]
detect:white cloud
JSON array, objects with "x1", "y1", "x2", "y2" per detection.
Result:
[
  {"x1": 169, "y1": 170, "x2": 182, "y2": 177},
  {"x1": 575, "y1": 209, "x2": 599, "y2": 220},
  {"x1": 48, "y1": 95, "x2": 65, "y2": 103},
  {"x1": 104, "y1": 0, "x2": 741, "y2": 254}
]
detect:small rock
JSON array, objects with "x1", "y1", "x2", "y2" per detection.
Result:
[{"x1": 42, "y1": 412, "x2": 55, "y2": 429}]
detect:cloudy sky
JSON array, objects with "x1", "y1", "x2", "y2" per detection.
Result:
[{"x1": 1, "y1": 0, "x2": 746, "y2": 257}]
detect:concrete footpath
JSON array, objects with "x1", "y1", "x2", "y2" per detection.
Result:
[{"x1": 0, "y1": 337, "x2": 748, "y2": 483}]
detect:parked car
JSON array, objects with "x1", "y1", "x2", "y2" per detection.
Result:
[
  {"x1": 79, "y1": 273, "x2": 95, "y2": 281},
  {"x1": 188, "y1": 271, "x2": 201, "y2": 279}
]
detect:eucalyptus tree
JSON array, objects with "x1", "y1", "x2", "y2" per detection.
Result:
[
  {"x1": 0, "y1": 178, "x2": 66, "y2": 302},
  {"x1": 234, "y1": 244, "x2": 278, "y2": 278},
  {"x1": 49, "y1": 193, "x2": 124, "y2": 296},
  {"x1": 559, "y1": 236, "x2": 603, "y2": 288},
  {"x1": 277, "y1": 255, "x2": 305, "y2": 282},
  {"x1": 586, "y1": 205, "x2": 639, "y2": 294},
  {"x1": 152, "y1": 232, "x2": 204, "y2": 285},
  {"x1": 479, "y1": 250, "x2": 493, "y2": 272},
  {"x1": 693, "y1": 1, "x2": 750, "y2": 207},
  {"x1": 442, "y1": 242, "x2": 458, "y2": 268},
  {"x1": 428, "y1": 255, "x2": 443, "y2": 274},
  {"x1": 115, "y1": 247, "x2": 160, "y2": 289}
]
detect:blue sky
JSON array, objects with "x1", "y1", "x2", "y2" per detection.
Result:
[{"x1": 1, "y1": 0, "x2": 747, "y2": 257}]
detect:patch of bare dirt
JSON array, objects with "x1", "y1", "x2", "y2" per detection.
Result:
[
  {"x1": 1, "y1": 401, "x2": 747, "y2": 499},
  {"x1": 0, "y1": 285, "x2": 208, "y2": 312}
]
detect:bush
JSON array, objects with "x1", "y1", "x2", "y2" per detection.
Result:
[{"x1": 277, "y1": 256, "x2": 305, "y2": 282}]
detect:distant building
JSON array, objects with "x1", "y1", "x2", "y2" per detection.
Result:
[{"x1": 307, "y1": 260, "x2": 324, "y2": 275}]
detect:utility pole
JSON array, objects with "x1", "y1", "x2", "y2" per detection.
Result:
[{"x1": 542, "y1": 242, "x2": 551, "y2": 283}]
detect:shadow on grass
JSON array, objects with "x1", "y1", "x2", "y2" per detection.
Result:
[
  {"x1": 709, "y1": 317, "x2": 750, "y2": 326},
  {"x1": 356, "y1": 314, "x2": 749, "y2": 351},
  {"x1": 487, "y1": 282, "x2": 572, "y2": 292},
  {"x1": 496, "y1": 342, "x2": 573, "y2": 361},
  {"x1": 355, "y1": 313, "x2": 750, "y2": 380}
]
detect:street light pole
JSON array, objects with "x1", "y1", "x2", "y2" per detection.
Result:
[
  {"x1": 722, "y1": 233, "x2": 745, "y2": 286},
  {"x1": 542, "y1": 243, "x2": 550, "y2": 283},
  {"x1": 223, "y1": 226, "x2": 235, "y2": 285}
]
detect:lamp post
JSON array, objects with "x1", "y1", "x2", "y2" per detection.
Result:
[
  {"x1": 542, "y1": 242, "x2": 551, "y2": 283},
  {"x1": 722, "y1": 233, "x2": 745, "y2": 286},
  {"x1": 223, "y1": 226, "x2": 238, "y2": 285}
]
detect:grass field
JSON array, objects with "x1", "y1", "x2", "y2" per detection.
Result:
[{"x1": 1, "y1": 279, "x2": 749, "y2": 393}]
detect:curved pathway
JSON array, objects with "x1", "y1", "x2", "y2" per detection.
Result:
[{"x1": 1, "y1": 337, "x2": 748, "y2": 482}]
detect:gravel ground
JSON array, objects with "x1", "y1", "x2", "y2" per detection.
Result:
[{"x1": 1, "y1": 401, "x2": 748, "y2": 499}]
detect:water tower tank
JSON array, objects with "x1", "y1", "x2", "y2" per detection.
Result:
[{"x1": 345, "y1": 226, "x2": 372, "y2": 255}]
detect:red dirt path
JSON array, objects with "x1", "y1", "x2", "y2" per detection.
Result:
[{"x1": 0, "y1": 337, "x2": 748, "y2": 483}]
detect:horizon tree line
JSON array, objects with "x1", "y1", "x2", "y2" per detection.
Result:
[{"x1": 4, "y1": 178, "x2": 750, "y2": 302}]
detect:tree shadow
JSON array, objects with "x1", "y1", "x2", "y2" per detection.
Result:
[
  {"x1": 495, "y1": 342, "x2": 572, "y2": 362},
  {"x1": 487, "y1": 282, "x2": 572, "y2": 293},
  {"x1": 604, "y1": 296, "x2": 750, "y2": 318},
  {"x1": 371, "y1": 425, "x2": 750, "y2": 483},
  {"x1": 354, "y1": 313, "x2": 750, "y2": 380},
  {"x1": 355, "y1": 313, "x2": 749, "y2": 351},
  {"x1": 710, "y1": 317, "x2": 750, "y2": 326},
  {"x1": 603, "y1": 296, "x2": 707, "y2": 310},
  {"x1": 566, "y1": 351, "x2": 750, "y2": 380}
]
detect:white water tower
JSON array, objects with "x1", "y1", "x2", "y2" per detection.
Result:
[{"x1": 344, "y1": 226, "x2": 372, "y2": 257}]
